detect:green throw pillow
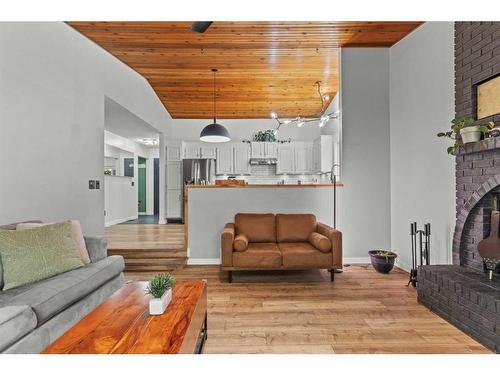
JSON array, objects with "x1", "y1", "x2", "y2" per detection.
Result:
[{"x1": 0, "y1": 221, "x2": 84, "y2": 290}]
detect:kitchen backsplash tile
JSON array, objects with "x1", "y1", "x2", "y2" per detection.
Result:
[{"x1": 218, "y1": 164, "x2": 329, "y2": 185}]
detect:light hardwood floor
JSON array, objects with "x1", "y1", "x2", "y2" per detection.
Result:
[
  {"x1": 106, "y1": 224, "x2": 186, "y2": 272},
  {"x1": 125, "y1": 264, "x2": 490, "y2": 354}
]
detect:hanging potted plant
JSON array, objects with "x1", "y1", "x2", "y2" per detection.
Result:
[
  {"x1": 368, "y1": 250, "x2": 398, "y2": 274},
  {"x1": 437, "y1": 116, "x2": 495, "y2": 154},
  {"x1": 146, "y1": 273, "x2": 176, "y2": 315}
]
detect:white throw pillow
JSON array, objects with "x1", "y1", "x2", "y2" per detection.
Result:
[{"x1": 16, "y1": 220, "x2": 91, "y2": 264}]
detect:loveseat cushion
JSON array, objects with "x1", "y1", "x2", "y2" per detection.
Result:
[
  {"x1": 233, "y1": 243, "x2": 281, "y2": 268},
  {"x1": 0, "y1": 255, "x2": 124, "y2": 325},
  {"x1": 233, "y1": 234, "x2": 249, "y2": 252},
  {"x1": 279, "y1": 242, "x2": 332, "y2": 268},
  {"x1": 0, "y1": 305, "x2": 37, "y2": 352},
  {"x1": 276, "y1": 214, "x2": 317, "y2": 243},
  {"x1": 308, "y1": 232, "x2": 332, "y2": 253},
  {"x1": 235, "y1": 213, "x2": 276, "y2": 243}
]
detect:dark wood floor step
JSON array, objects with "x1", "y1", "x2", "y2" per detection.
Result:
[
  {"x1": 124, "y1": 264, "x2": 183, "y2": 272},
  {"x1": 108, "y1": 249, "x2": 187, "y2": 258},
  {"x1": 124, "y1": 258, "x2": 187, "y2": 266}
]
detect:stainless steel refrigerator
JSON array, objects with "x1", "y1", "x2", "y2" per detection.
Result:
[{"x1": 181, "y1": 159, "x2": 216, "y2": 221}]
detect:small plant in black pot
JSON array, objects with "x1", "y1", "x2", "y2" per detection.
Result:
[{"x1": 368, "y1": 250, "x2": 398, "y2": 274}]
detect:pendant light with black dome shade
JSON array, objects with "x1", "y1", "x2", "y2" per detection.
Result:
[{"x1": 199, "y1": 69, "x2": 231, "y2": 143}]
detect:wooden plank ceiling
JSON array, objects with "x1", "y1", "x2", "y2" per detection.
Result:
[{"x1": 68, "y1": 22, "x2": 422, "y2": 119}]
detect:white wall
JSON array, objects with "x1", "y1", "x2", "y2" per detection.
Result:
[
  {"x1": 339, "y1": 48, "x2": 391, "y2": 261},
  {"x1": 170, "y1": 118, "x2": 322, "y2": 142},
  {"x1": 104, "y1": 175, "x2": 137, "y2": 226},
  {"x1": 0, "y1": 22, "x2": 171, "y2": 235},
  {"x1": 389, "y1": 22, "x2": 455, "y2": 270}
]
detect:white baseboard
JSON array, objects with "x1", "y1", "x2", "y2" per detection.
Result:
[
  {"x1": 187, "y1": 258, "x2": 221, "y2": 265},
  {"x1": 105, "y1": 216, "x2": 137, "y2": 227},
  {"x1": 343, "y1": 257, "x2": 370, "y2": 264},
  {"x1": 158, "y1": 218, "x2": 167, "y2": 224},
  {"x1": 395, "y1": 259, "x2": 411, "y2": 272}
]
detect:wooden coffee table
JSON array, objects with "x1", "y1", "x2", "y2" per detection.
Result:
[{"x1": 43, "y1": 280, "x2": 207, "y2": 354}]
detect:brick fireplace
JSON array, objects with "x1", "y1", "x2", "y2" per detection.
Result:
[{"x1": 417, "y1": 22, "x2": 500, "y2": 353}]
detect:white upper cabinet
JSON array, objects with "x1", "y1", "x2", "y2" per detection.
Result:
[
  {"x1": 250, "y1": 142, "x2": 278, "y2": 159},
  {"x1": 276, "y1": 144, "x2": 295, "y2": 174},
  {"x1": 250, "y1": 142, "x2": 265, "y2": 158},
  {"x1": 265, "y1": 142, "x2": 278, "y2": 158},
  {"x1": 216, "y1": 146, "x2": 233, "y2": 175},
  {"x1": 233, "y1": 143, "x2": 251, "y2": 174},
  {"x1": 182, "y1": 141, "x2": 216, "y2": 159},
  {"x1": 200, "y1": 145, "x2": 216, "y2": 159},
  {"x1": 216, "y1": 143, "x2": 250, "y2": 175},
  {"x1": 167, "y1": 145, "x2": 182, "y2": 162},
  {"x1": 293, "y1": 142, "x2": 308, "y2": 174},
  {"x1": 183, "y1": 142, "x2": 201, "y2": 159},
  {"x1": 312, "y1": 135, "x2": 334, "y2": 173}
]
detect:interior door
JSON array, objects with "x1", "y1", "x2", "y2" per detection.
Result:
[
  {"x1": 138, "y1": 157, "x2": 147, "y2": 213},
  {"x1": 216, "y1": 146, "x2": 233, "y2": 175},
  {"x1": 166, "y1": 161, "x2": 182, "y2": 218}
]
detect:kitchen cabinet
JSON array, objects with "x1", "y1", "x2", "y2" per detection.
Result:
[
  {"x1": 166, "y1": 161, "x2": 182, "y2": 218},
  {"x1": 277, "y1": 142, "x2": 314, "y2": 174},
  {"x1": 183, "y1": 142, "x2": 201, "y2": 159},
  {"x1": 276, "y1": 144, "x2": 295, "y2": 174},
  {"x1": 182, "y1": 142, "x2": 216, "y2": 159},
  {"x1": 167, "y1": 144, "x2": 182, "y2": 161},
  {"x1": 312, "y1": 135, "x2": 334, "y2": 173},
  {"x1": 216, "y1": 146, "x2": 233, "y2": 175},
  {"x1": 250, "y1": 142, "x2": 278, "y2": 159},
  {"x1": 233, "y1": 143, "x2": 251, "y2": 174},
  {"x1": 200, "y1": 145, "x2": 216, "y2": 159},
  {"x1": 216, "y1": 143, "x2": 250, "y2": 175}
]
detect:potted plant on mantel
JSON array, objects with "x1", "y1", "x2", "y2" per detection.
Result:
[
  {"x1": 368, "y1": 250, "x2": 398, "y2": 274},
  {"x1": 437, "y1": 116, "x2": 495, "y2": 154},
  {"x1": 146, "y1": 273, "x2": 176, "y2": 315}
]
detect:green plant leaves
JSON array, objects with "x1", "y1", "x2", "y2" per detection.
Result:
[{"x1": 146, "y1": 273, "x2": 176, "y2": 298}]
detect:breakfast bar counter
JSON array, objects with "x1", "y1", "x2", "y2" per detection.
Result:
[{"x1": 184, "y1": 184, "x2": 341, "y2": 264}]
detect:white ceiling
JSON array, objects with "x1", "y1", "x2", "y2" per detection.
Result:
[{"x1": 104, "y1": 97, "x2": 159, "y2": 141}]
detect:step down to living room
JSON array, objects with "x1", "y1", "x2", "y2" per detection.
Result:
[{"x1": 105, "y1": 224, "x2": 187, "y2": 272}]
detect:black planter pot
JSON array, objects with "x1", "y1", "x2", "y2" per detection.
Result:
[{"x1": 368, "y1": 250, "x2": 398, "y2": 274}]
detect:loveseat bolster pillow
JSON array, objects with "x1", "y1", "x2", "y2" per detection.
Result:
[
  {"x1": 221, "y1": 223, "x2": 235, "y2": 267},
  {"x1": 308, "y1": 232, "x2": 332, "y2": 253},
  {"x1": 233, "y1": 233, "x2": 249, "y2": 252}
]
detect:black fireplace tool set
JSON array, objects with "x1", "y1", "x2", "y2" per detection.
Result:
[{"x1": 408, "y1": 222, "x2": 431, "y2": 287}]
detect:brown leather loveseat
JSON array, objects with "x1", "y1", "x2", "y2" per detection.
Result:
[{"x1": 221, "y1": 213, "x2": 342, "y2": 282}]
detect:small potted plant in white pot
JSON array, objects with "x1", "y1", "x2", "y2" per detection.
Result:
[
  {"x1": 437, "y1": 116, "x2": 495, "y2": 154},
  {"x1": 146, "y1": 273, "x2": 176, "y2": 315}
]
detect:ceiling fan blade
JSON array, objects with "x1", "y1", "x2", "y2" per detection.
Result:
[{"x1": 191, "y1": 22, "x2": 213, "y2": 33}]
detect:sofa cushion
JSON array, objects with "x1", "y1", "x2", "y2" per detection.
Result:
[
  {"x1": 0, "y1": 305, "x2": 37, "y2": 352},
  {"x1": 0, "y1": 255, "x2": 124, "y2": 325},
  {"x1": 0, "y1": 221, "x2": 84, "y2": 290},
  {"x1": 233, "y1": 234, "x2": 249, "y2": 252},
  {"x1": 17, "y1": 220, "x2": 91, "y2": 264},
  {"x1": 279, "y1": 242, "x2": 332, "y2": 268},
  {"x1": 235, "y1": 213, "x2": 276, "y2": 243},
  {"x1": 308, "y1": 232, "x2": 332, "y2": 253},
  {"x1": 233, "y1": 243, "x2": 282, "y2": 268},
  {"x1": 276, "y1": 214, "x2": 317, "y2": 243}
]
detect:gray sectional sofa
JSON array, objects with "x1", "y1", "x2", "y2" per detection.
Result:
[{"x1": 0, "y1": 235, "x2": 124, "y2": 353}]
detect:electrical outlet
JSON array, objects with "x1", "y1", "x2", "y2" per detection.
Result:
[{"x1": 89, "y1": 180, "x2": 95, "y2": 189}]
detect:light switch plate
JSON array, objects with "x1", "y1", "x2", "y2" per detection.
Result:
[
  {"x1": 89, "y1": 180, "x2": 95, "y2": 189},
  {"x1": 95, "y1": 180, "x2": 100, "y2": 189}
]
